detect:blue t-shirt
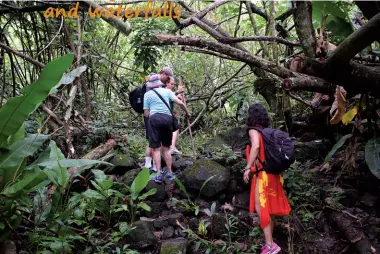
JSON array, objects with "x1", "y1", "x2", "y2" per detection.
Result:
[{"x1": 143, "y1": 88, "x2": 177, "y2": 116}]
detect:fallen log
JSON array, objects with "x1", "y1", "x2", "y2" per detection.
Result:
[
  {"x1": 68, "y1": 139, "x2": 117, "y2": 177},
  {"x1": 329, "y1": 211, "x2": 377, "y2": 254},
  {"x1": 48, "y1": 139, "x2": 117, "y2": 197}
]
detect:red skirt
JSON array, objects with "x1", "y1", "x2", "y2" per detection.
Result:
[{"x1": 246, "y1": 140, "x2": 291, "y2": 229}]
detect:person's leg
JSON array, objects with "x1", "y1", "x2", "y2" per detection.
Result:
[
  {"x1": 144, "y1": 116, "x2": 153, "y2": 168},
  {"x1": 148, "y1": 115, "x2": 163, "y2": 182},
  {"x1": 161, "y1": 115, "x2": 174, "y2": 178},
  {"x1": 170, "y1": 130, "x2": 179, "y2": 150},
  {"x1": 152, "y1": 147, "x2": 161, "y2": 174},
  {"x1": 255, "y1": 177, "x2": 273, "y2": 246},
  {"x1": 145, "y1": 146, "x2": 152, "y2": 168},
  {"x1": 162, "y1": 146, "x2": 172, "y2": 173}
]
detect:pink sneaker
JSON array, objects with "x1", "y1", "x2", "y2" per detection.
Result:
[{"x1": 261, "y1": 242, "x2": 281, "y2": 254}]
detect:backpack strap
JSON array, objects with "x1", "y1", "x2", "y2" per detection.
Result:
[{"x1": 151, "y1": 89, "x2": 174, "y2": 117}]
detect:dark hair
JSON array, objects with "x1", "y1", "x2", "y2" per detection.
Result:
[{"x1": 246, "y1": 103, "x2": 270, "y2": 128}]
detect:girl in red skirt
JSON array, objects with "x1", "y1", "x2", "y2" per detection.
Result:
[{"x1": 243, "y1": 104, "x2": 291, "y2": 254}]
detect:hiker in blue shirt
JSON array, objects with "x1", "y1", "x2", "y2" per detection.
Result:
[
  {"x1": 143, "y1": 68, "x2": 173, "y2": 172},
  {"x1": 143, "y1": 74, "x2": 190, "y2": 183}
]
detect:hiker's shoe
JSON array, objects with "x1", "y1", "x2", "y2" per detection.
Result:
[
  {"x1": 260, "y1": 243, "x2": 281, "y2": 254},
  {"x1": 153, "y1": 175, "x2": 162, "y2": 184},
  {"x1": 170, "y1": 148, "x2": 182, "y2": 155},
  {"x1": 165, "y1": 172, "x2": 176, "y2": 181},
  {"x1": 149, "y1": 166, "x2": 157, "y2": 174},
  {"x1": 161, "y1": 167, "x2": 168, "y2": 176}
]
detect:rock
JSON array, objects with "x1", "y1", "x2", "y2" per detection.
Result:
[
  {"x1": 153, "y1": 213, "x2": 184, "y2": 229},
  {"x1": 122, "y1": 168, "x2": 140, "y2": 186},
  {"x1": 218, "y1": 193, "x2": 226, "y2": 203},
  {"x1": 340, "y1": 189, "x2": 359, "y2": 207},
  {"x1": 230, "y1": 160, "x2": 246, "y2": 174},
  {"x1": 194, "y1": 199, "x2": 210, "y2": 210},
  {"x1": 211, "y1": 213, "x2": 227, "y2": 238},
  {"x1": 126, "y1": 221, "x2": 157, "y2": 249},
  {"x1": 188, "y1": 217, "x2": 199, "y2": 231},
  {"x1": 146, "y1": 181, "x2": 167, "y2": 202},
  {"x1": 233, "y1": 192, "x2": 250, "y2": 208},
  {"x1": 160, "y1": 238, "x2": 188, "y2": 254},
  {"x1": 218, "y1": 126, "x2": 249, "y2": 151},
  {"x1": 300, "y1": 132, "x2": 318, "y2": 142},
  {"x1": 360, "y1": 193, "x2": 377, "y2": 207},
  {"x1": 172, "y1": 157, "x2": 194, "y2": 172},
  {"x1": 142, "y1": 201, "x2": 166, "y2": 218},
  {"x1": 356, "y1": 151, "x2": 365, "y2": 164},
  {"x1": 295, "y1": 140, "x2": 332, "y2": 163},
  {"x1": 183, "y1": 159, "x2": 230, "y2": 198},
  {"x1": 24, "y1": 120, "x2": 40, "y2": 134},
  {"x1": 162, "y1": 226, "x2": 175, "y2": 239},
  {"x1": 110, "y1": 154, "x2": 136, "y2": 175},
  {"x1": 0, "y1": 241, "x2": 17, "y2": 254}
]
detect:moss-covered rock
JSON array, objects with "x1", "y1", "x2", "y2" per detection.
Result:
[
  {"x1": 160, "y1": 238, "x2": 188, "y2": 254},
  {"x1": 109, "y1": 153, "x2": 136, "y2": 175},
  {"x1": 183, "y1": 159, "x2": 230, "y2": 198},
  {"x1": 122, "y1": 168, "x2": 140, "y2": 186},
  {"x1": 126, "y1": 221, "x2": 157, "y2": 249}
]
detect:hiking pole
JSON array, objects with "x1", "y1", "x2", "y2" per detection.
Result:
[{"x1": 179, "y1": 78, "x2": 196, "y2": 159}]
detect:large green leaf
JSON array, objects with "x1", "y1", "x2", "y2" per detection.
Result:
[
  {"x1": 0, "y1": 54, "x2": 74, "y2": 146},
  {"x1": 313, "y1": 1, "x2": 347, "y2": 20},
  {"x1": 1, "y1": 171, "x2": 48, "y2": 196},
  {"x1": 48, "y1": 141, "x2": 68, "y2": 187},
  {"x1": 130, "y1": 167, "x2": 150, "y2": 199},
  {"x1": 7, "y1": 124, "x2": 25, "y2": 147},
  {"x1": 365, "y1": 138, "x2": 380, "y2": 179},
  {"x1": 36, "y1": 159, "x2": 112, "y2": 169},
  {"x1": 324, "y1": 134, "x2": 352, "y2": 164},
  {"x1": 0, "y1": 134, "x2": 49, "y2": 169},
  {"x1": 326, "y1": 16, "x2": 353, "y2": 38}
]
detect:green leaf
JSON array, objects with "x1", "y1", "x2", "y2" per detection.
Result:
[
  {"x1": 199, "y1": 175, "x2": 216, "y2": 198},
  {"x1": 137, "y1": 203, "x2": 151, "y2": 211},
  {"x1": 130, "y1": 167, "x2": 150, "y2": 198},
  {"x1": 82, "y1": 189, "x2": 105, "y2": 200},
  {"x1": 0, "y1": 54, "x2": 74, "y2": 145},
  {"x1": 365, "y1": 138, "x2": 380, "y2": 179},
  {"x1": 324, "y1": 134, "x2": 352, "y2": 164},
  {"x1": 92, "y1": 169, "x2": 108, "y2": 182},
  {"x1": 195, "y1": 241, "x2": 201, "y2": 251},
  {"x1": 99, "y1": 179, "x2": 113, "y2": 190},
  {"x1": 313, "y1": 1, "x2": 346, "y2": 20},
  {"x1": 36, "y1": 159, "x2": 112, "y2": 169},
  {"x1": 1, "y1": 171, "x2": 48, "y2": 196},
  {"x1": 326, "y1": 16, "x2": 353, "y2": 38},
  {"x1": 48, "y1": 141, "x2": 68, "y2": 187},
  {"x1": 34, "y1": 145, "x2": 52, "y2": 165},
  {"x1": 0, "y1": 134, "x2": 49, "y2": 169},
  {"x1": 174, "y1": 177, "x2": 191, "y2": 202},
  {"x1": 138, "y1": 188, "x2": 157, "y2": 200},
  {"x1": 7, "y1": 124, "x2": 25, "y2": 146}
]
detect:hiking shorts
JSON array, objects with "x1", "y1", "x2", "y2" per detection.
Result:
[{"x1": 149, "y1": 113, "x2": 173, "y2": 148}]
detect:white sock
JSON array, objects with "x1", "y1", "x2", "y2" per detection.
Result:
[
  {"x1": 144, "y1": 157, "x2": 152, "y2": 168},
  {"x1": 152, "y1": 164, "x2": 157, "y2": 172}
]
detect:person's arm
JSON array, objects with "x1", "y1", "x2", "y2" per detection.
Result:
[
  {"x1": 173, "y1": 97, "x2": 190, "y2": 117},
  {"x1": 247, "y1": 129, "x2": 260, "y2": 171},
  {"x1": 143, "y1": 93, "x2": 150, "y2": 117},
  {"x1": 175, "y1": 84, "x2": 184, "y2": 95},
  {"x1": 243, "y1": 129, "x2": 261, "y2": 183}
]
